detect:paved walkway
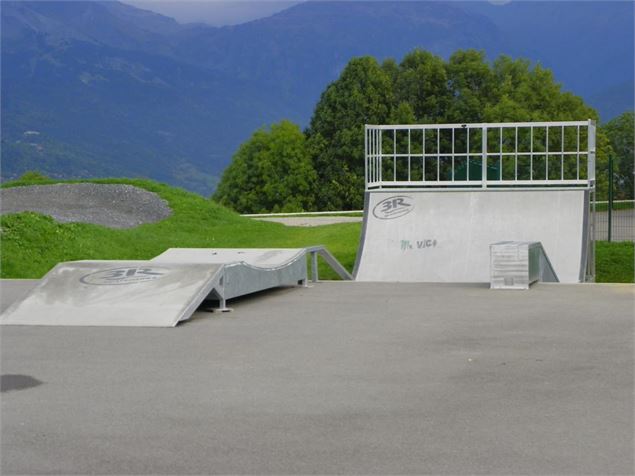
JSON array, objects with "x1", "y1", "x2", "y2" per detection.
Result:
[
  {"x1": 2, "y1": 280, "x2": 633, "y2": 474},
  {"x1": 252, "y1": 216, "x2": 362, "y2": 227},
  {"x1": 254, "y1": 210, "x2": 635, "y2": 242}
]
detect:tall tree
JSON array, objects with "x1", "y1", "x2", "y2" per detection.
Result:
[
  {"x1": 220, "y1": 49, "x2": 608, "y2": 211},
  {"x1": 445, "y1": 50, "x2": 497, "y2": 123},
  {"x1": 213, "y1": 120, "x2": 317, "y2": 213},
  {"x1": 603, "y1": 111, "x2": 634, "y2": 200},
  {"x1": 394, "y1": 49, "x2": 450, "y2": 122},
  {"x1": 307, "y1": 49, "x2": 607, "y2": 208},
  {"x1": 306, "y1": 57, "x2": 393, "y2": 210}
]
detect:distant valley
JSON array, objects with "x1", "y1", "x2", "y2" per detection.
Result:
[{"x1": 1, "y1": 0, "x2": 633, "y2": 195}]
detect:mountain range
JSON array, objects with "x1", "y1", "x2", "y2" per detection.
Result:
[{"x1": 2, "y1": 0, "x2": 633, "y2": 195}]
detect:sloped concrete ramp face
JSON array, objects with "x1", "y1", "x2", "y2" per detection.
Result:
[
  {"x1": 0, "y1": 261, "x2": 223, "y2": 327},
  {"x1": 355, "y1": 189, "x2": 589, "y2": 283}
]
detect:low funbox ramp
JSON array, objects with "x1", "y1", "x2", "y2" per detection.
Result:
[{"x1": 1, "y1": 248, "x2": 310, "y2": 327}]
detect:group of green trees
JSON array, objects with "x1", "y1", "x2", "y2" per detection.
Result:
[
  {"x1": 213, "y1": 49, "x2": 631, "y2": 212},
  {"x1": 603, "y1": 111, "x2": 634, "y2": 200}
]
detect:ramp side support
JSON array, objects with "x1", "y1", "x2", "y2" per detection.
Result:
[
  {"x1": 306, "y1": 246, "x2": 353, "y2": 282},
  {"x1": 204, "y1": 288, "x2": 231, "y2": 312},
  {"x1": 490, "y1": 241, "x2": 559, "y2": 290}
]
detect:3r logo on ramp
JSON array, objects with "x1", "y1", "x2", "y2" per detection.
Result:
[
  {"x1": 80, "y1": 267, "x2": 169, "y2": 285},
  {"x1": 372, "y1": 196, "x2": 414, "y2": 220}
]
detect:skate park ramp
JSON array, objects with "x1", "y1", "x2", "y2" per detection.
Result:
[
  {"x1": 358, "y1": 120, "x2": 596, "y2": 284},
  {"x1": 354, "y1": 189, "x2": 590, "y2": 283},
  {"x1": 0, "y1": 261, "x2": 223, "y2": 327},
  {"x1": 0, "y1": 248, "x2": 310, "y2": 327},
  {"x1": 151, "y1": 248, "x2": 308, "y2": 302}
]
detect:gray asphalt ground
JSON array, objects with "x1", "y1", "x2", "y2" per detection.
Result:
[
  {"x1": 0, "y1": 184, "x2": 172, "y2": 228},
  {"x1": 1, "y1": 280, "x2": 634, "y2": 475}
]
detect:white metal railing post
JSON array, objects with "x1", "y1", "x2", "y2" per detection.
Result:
[
  {"x1": 466, "y1": 128, "x2": 470, "y2": 181},
  {"x1": 499, "y1": 128, "x2": 503, "y2": 181},
  {"x1": 588, "y1": 119, "x2": 596, "y2": 188},
  {"x1": 311, "y1": 250, "x2": 318, "y2": 282},
  {"x1": 364, "y1": 125, "x2": 368, "y2": 190},
  {"x1": 546, "y1": 126, "x2": 549, "y2": 181},
  {"x1": 393, "y1": 129, "x2": 397, "y2": 182},
  {"x1": 530, "y1": 126, "x2": 533, "y2": 181},
  {"x1": 451, "y1": 128, "x2": 455, "y2": 182},
  {"x1": 481, "y1": 126, "x2": 488, "y2": 188},
  {"x1": 514, "y1": 127, "x2": 518, "y2": 181},
  {"x1": 372, "y1": 128, "x2": 376, "y2": 185},
  {"x1": 379, "y1": 129, "x2": 382, "y2": 186},
  {"x1": 376, "y1": 128, "x2": 380, "y2": 185},
  {"x1": 408, "y1": 129, "x2": 411, "y2": 182}
]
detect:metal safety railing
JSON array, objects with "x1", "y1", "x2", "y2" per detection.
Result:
[
  {"x1": 365, "y1": 120, "x2": 596, "y2": 190},
  {"x1": 306, "y1": 245, "x2": 353, "y2": 282}
]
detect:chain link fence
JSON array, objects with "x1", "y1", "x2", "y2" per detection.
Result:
[
  {"x1": 593, "y1": 156, "x2": 634, "y2": 242},
  {"x1": 594, "y1": 200, "x2": 634, "y2": 242}
]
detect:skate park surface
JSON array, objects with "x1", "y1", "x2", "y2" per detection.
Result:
[{"x1": 2, "y1": 279, "x2": 633, "y2": 474}]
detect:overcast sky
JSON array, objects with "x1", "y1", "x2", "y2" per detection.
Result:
[{"x1": 124, "y1": 1, "x2": 303, "y2": 26}]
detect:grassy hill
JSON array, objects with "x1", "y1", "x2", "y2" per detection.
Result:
[
  {"x1": 1, "y1": 178, "x2": 632, "y2": 283},
  {"x1": 0, "y1": 178, "x2": 361, "y2": 279}
]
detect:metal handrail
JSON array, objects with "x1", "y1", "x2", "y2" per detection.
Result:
[{"x1": 305, "y1": 246, "x2": 353, "y2": 282}]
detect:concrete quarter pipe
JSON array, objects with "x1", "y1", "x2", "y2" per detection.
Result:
[
  {"x1": 355, "y1": 120, "x2": 596, "y2": 283},
  {"x1": 354, "y1": 189, "x2": 590, "y2": 283}
]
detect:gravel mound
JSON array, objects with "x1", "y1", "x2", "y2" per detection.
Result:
[{"x1": 0, "y1": 183, "x2": 172, "y2": 228}]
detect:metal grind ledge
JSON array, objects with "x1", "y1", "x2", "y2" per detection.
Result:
[
  {"x1": 490, "y1": 241, "x2": 559, "y2": 290},
  {"x1": 0, "y1": 247, "x2": 351, "y2": 327}
]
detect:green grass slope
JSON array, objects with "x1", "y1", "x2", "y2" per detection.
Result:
[
  {"x1": 596, "y1": 242, "x2": 634, "y2": 283},
  {"x1": 1, "y1": 177, "x2": 633, "y2": 283},
  {"x1": 0, "y1": 178, "x2": 361, "y2": 280}
]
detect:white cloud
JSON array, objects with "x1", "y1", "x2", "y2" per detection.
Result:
[{"x1": 124, "y1": 0, "x2": 303, "y2": 26}]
